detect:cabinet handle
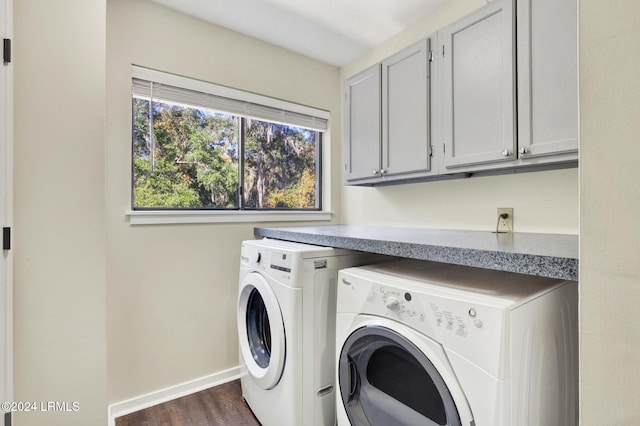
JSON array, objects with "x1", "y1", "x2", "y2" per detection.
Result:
[
  {"x1": 372, "y1": 170, "x2": 379, "y2": 175},
  {"x1": 380, "y1": 169, "x2": 387, "y2": 176},
  {"x1": 502, "y1": 149, "x2": 511, "y2": 157},
  {"x1": 519, "y1": 147, "x2": 527, "y2": 155}
]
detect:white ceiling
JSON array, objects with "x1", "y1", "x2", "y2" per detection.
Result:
[{"x1": 149, "y1": 0, "x2": 448, "y2": 67}]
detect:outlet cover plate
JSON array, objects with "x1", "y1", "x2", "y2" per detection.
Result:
[{"x1": 497, "y1": 208, "x2": 514, "y2": 233}]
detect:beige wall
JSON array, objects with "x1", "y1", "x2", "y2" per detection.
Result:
[
  {"x1": 105, "y1": 0, "x2": 342, "y2": 404},
  {"x1": 13, "y1": 0, "x2": 107, "y2": 425},
  {"x1": 341, "y1": 169, "x2": 578, "y2": 233},
  {"x1": 12, "y1": 0, "x2": 640, "y2": 424},
  {"x1": 579, "y1": 0, "x2": 640, "y2": 424}
]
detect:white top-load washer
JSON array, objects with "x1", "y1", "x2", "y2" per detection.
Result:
[
  {"x1": 238, "y1": 239, "x2": 388, "y2": 426},
  {"x1": 336, "y1": 259, "x2": 578, "y2": 426}
]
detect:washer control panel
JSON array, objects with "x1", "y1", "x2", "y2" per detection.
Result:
[
  {"x1": 241, "y1": 243, "x2": 292, "y2": 272},
  {"x1": 241, "y1": 243, "x2": 297, "y2": 282},
  {"x1": 270, "y1": 251, "x2": 292, "y2": 273}
]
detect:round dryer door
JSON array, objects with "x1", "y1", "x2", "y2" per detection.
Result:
[
  {"x1": 238, "y1": 272, "x2": 286, "y2": 390},
  {"x1": 338, "y1": 322, "x2": 470, "y2": 426}
]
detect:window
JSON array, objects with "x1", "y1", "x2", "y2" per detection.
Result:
[{"x1": 131, "y1": 67, "x2": 327, "y2": 217}]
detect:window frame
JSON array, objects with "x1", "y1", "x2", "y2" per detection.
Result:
[{"x1": 127, "y1": 66, "x2": 332, "y2": 225}]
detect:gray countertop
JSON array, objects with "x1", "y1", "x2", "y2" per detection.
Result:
[{"x1": 254, "y1": 225, "x2": 579, "y2": 281}]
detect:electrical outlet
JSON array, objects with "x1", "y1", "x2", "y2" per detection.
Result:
[{"x1": 497, "y1": 208, "x2": 514, "y2": 233}]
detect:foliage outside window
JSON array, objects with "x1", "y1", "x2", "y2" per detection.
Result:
[{"x1": 131, "y1": 69, "x2": 325, "y2": 211}]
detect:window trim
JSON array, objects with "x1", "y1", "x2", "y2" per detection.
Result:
[
  {"x1": 128, "y1": 66, "x2": 332, "y2": 224},
  {"x1": 126, "y1": 209, "x2": 332, "y2": 225}
]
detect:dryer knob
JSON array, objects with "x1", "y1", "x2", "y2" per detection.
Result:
[{"x1": 386, "y1": 297, "x2": 401, "y2": 311}]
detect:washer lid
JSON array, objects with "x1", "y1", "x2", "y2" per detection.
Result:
[
  {"x1": 238, "y1": 272, "x2": 286, "y2": 390},
  {"x1": 242, "y1": 238, "x2": 344, "y2": 259}
]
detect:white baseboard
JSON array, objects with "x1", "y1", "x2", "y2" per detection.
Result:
[{"x1": 108, "y1": 365, "x2": 246, "y2": 426}]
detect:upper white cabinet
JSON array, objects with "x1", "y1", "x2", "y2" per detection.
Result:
[
  {"x1": 343, "y1": 0, "x2": 578, "y2": 186},
  {"x1": 344, "y1": 38, "x2": 435, "y2": 185},
  {"x1": 343, "y1": 64, "x2": 382, "y2": 182},
  {"x1": 440, "y1": 0, "x2": 516, "y2": 171},
  {"x1": 381, "y1": 38, "x2": 433, "y2": 179},
  {"x1": 516, "y1": 0, "x2": 578, "y2": 162}
]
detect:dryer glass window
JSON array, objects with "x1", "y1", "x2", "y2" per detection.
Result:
[
  {"x1": 367, "y1": 345, "x2": 447, "y2": 424},
  {"x1": 246, "y1": 288, "x2": 271, "y2": 368},
  {"x1": 339, "y1": 326, "x2": 462, "y2": 426}
]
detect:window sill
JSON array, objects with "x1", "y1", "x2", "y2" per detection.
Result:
[{"x1": 126, "y1": 210, "x2": 333, "y2": 225}]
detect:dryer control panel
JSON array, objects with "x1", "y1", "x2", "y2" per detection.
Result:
[
  {"x1": 339, "y1": 271, "x2": 508, "y2": 378},
  {"x1": 364, "y1": 283, "x2": 495, "y2": 336}
]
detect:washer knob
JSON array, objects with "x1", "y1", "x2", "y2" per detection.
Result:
[{"x1": 250, "y1": 251, "x2": 261, "y2": 263}]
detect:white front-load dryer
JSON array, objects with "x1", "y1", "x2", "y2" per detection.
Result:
[
  {"x1": 238, "y1": 239, "x2": 388, "y2": 426},
  {"x1": 336, "y1": 259, "x2": 578, "y2": 426}
]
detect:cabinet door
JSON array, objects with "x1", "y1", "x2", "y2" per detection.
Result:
[
  {"x1": 381, "y1": 38, "x2": 432, "y2": 177},
  {"x1": 517, "y1": 0, "x2": 578, "y2": 160},
  {"x1": 440, "y1": 0, "x2": 516, "y2": 170},
  {"x1": 343, "y1": 64, "x2": 382, "y2": 182}
]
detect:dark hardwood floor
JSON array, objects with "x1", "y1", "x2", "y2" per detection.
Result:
[{"x1": 115, "y1": 379, "x2": 261, "y2": 426}]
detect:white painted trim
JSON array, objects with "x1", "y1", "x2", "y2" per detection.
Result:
[
  {"x1": 0, "y1": 0, "x2": 13, "y2": 408},
  {"x1": 127, "y1": 209, "x2": 333, "y2": 225},
  {"x1": 107, "y1": 365, "x2": 246, "y2": 426}
]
